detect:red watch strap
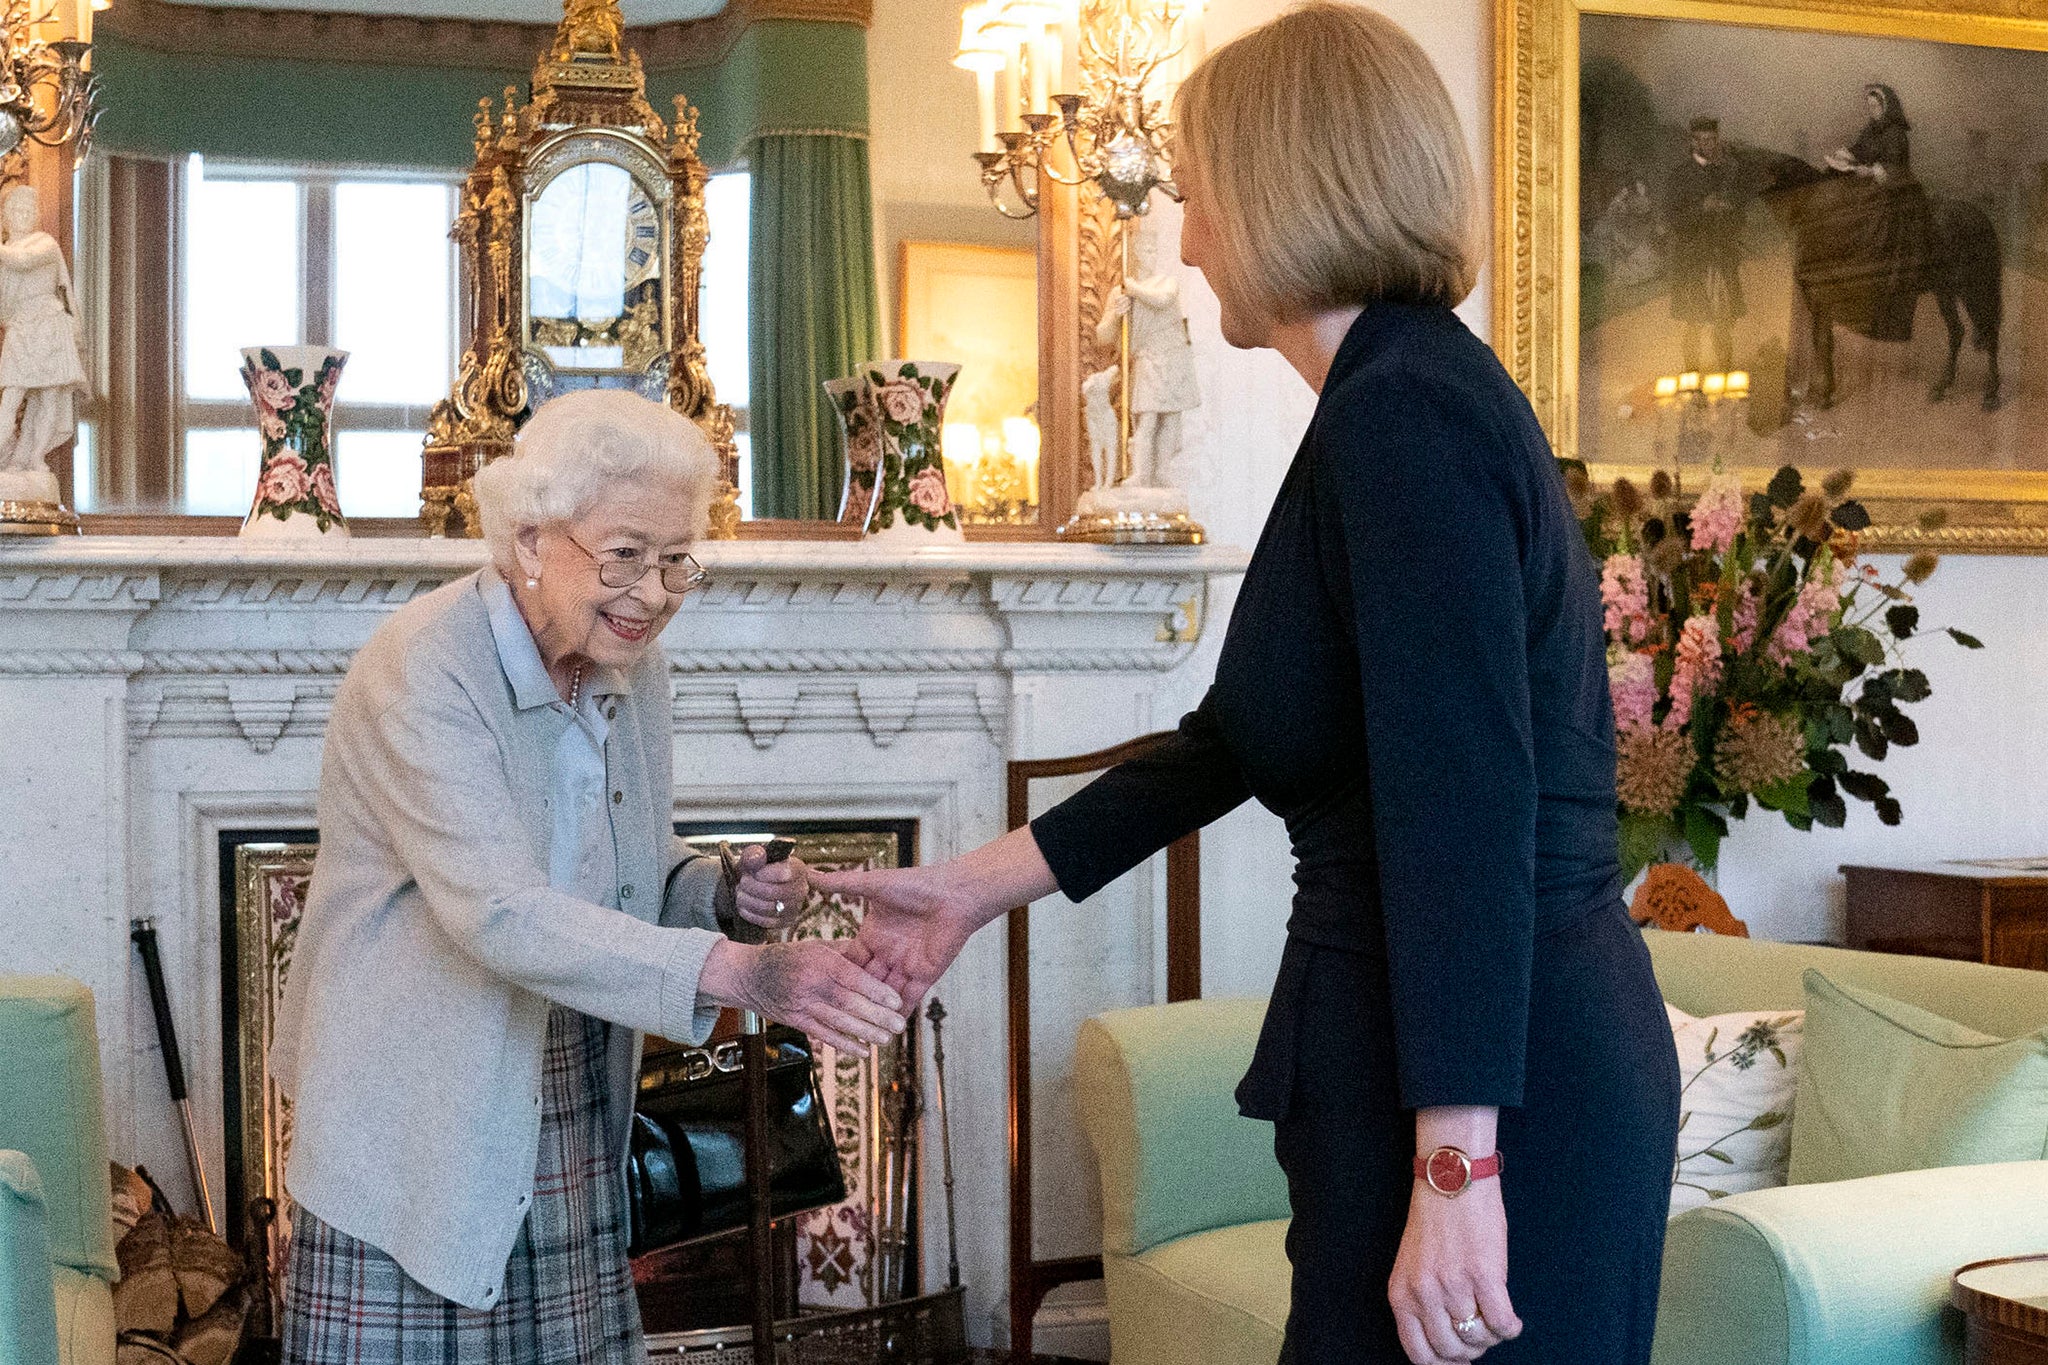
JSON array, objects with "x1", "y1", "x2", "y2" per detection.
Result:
[{"x1": 1414, "y1": 1146, "x2": 1503, "y2": 1195}]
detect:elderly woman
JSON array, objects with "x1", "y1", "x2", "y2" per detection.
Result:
[
  {"x1": 271, "y1": 389, "x2": 905, "y2": 1363},
  {"x1": 820, "y1": 7, "x2": 1677, "y2": 1365}
]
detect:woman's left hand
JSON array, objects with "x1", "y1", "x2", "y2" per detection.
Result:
[
  {"x1": 733, "y1": 844, "x2": 811, "y2": 931},
  {"x1": 1388, "y1": 1174, "x2": 1522, "y2": 1364}
]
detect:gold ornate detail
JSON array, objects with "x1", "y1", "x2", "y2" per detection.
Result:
[
  {"x1": 423, "y1": 3, "x2": 732, "y2": 537},
  {"x1": 1497, "y1": 0, "x2": 2048, "y2": 552}
]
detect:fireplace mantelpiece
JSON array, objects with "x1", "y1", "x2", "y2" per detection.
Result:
[{"x1": 0, "y1": 534, "x2": 1245, "y2": 1345}]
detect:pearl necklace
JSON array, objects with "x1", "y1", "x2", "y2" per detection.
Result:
[{"x1": 566, "y1": 661, "x2": 586, "y2": 709}]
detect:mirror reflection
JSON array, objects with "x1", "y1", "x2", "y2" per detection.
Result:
[
  {"x1": 69, "y1": 0, "x2": 1035, "y2": 527},
  {"x1": 527, "y1": 162, "x2": 666, "y2": 374}
]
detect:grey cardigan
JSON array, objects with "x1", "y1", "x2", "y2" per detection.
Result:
[{"x1": 270, "y1": 570, "x2": 726, "y2": 1309}]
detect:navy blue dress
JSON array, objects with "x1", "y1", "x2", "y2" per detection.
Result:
[{"x1": 1032, "y1": 303, "x2": 1679, "y2": 1364}]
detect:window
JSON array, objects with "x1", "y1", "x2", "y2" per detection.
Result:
[
  {"x1": 178, "y1": 158, "x2": 459, "y2": 520},
  {"x1": 702, "y1": 170, "x2": 751, "y2": 518},
  {"x1": 82, "y1": 156, "x2": 749, "y2": 521}
]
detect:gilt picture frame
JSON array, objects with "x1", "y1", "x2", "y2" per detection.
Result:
[{"x1": 1497, "y1": 0, "x2": 2048, "y2": 551}]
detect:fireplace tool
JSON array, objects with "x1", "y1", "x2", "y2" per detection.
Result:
[
  {"x1": 131, "y1": 917, "x2": 219, "y2": 1235},
  {"x1": 925, "y1": 998, "x2": 960, "y2": 1291}
]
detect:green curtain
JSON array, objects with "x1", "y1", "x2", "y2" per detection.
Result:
[{"x1": 748, "y1": 132, "x2": 881, "y2": 520}]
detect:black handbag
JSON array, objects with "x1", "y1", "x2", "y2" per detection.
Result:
[{"x1": 625, "y1": 1024, "x2": 848, "y2": 1256}]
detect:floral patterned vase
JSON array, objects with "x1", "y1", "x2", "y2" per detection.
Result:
[
  {"x1": 239, "y1": 345, "x2": 349, "y2": 540},
  {"x1": 826, "y1": 375, "x2": 882, "y2": 529},
  {"x1": 855, "y1": 359, "x2": 963, "y2": 545}
]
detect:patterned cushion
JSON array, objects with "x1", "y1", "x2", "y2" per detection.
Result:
[{"x1": 1666, "y1": 1002, "x2": 1803, "y2": 1214}]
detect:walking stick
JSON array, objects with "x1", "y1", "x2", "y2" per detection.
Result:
[
  {"x1": 727, "y1": 840, "x2": 796, "y2": 1364},
  {"x1": 131, "y1": 918, "x2": 219, "y2": 1235},
  {"x1": 925, "y1": 999, "x2": 960, "y2": 1291}
]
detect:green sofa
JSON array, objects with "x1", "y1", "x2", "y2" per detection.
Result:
[
  {"x1": 0, "y1": 976, "x2": 119, "y2": 1365},
  {"x1": 1073, "y1": 931, "x2": 2048, "y2": 1365}
]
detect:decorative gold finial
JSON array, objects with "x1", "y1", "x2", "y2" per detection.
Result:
[
  {"x1": 671, "y1": 96, "x2": 701, "y2": 161},
  {"x1": 552, "y1": 0, "x2": 626, "y2": 62}
]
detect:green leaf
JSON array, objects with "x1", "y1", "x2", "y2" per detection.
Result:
[
  {"x1": 1885, "y1": 605, "x2": 1919, "y2": 639},
  {"x1": 1677, "y1": 1112, "x2": 1690, "y2": 1133},
  {"x1": 1810, "y1": 747, "x2": 1847, "y2": 775},
  {"x1": 260, "y1": 347, "x2": 282, "y2": 369},
  {"x1": 1948, "y1": 628, "x2": 1985, "y2": 649},
  {"x1": 1705, "y1": 1189, "x2": 1732, "y2": 1200},
  {"x1": 1833, "y1": 500, "x2": 1872, "y2": 532},
  {"x1": 1836, "y1": 627, "x2": 1885, "y2": 667},
  {"x1": 1810, "y1": 778, "x2": 1847, "y2": 829},
  {"x1": 1753, "y1": 772, "x2": 1812, "y2": 816},
  {"x1": 1839, "y1": 771, "x2": 1890, "y2": 803},
  {"x1": 1767, "y1": 466, "x2": 1804, "y2": 508},
  {"x1": 1855, "y1": 721, "x2": 1889, "y2": 762},
  {"x1": 1881, "y1": 711, "x2": 1919, "y2": 747},
  {"x1": 1684, "y1": 807, "x2": 1725, "y2": 872},
  {"x1": 1749, "y1": 1110, "x2": 1788, "y2": 1131},
  {"x1": 1618, "y1": 813, "x2": 1672, "y2": 881},
  {"x1": 1893, "y1": 669, "x2": 1932, "y2": 702},
  {"x1": 1876, "y1": 796, "x2": 1904, "y2": 826},
  {"x1": 1704, "y1": 1148, "x2": 1735, "y2": 1164}
]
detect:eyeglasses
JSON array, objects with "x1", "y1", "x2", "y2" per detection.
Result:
[{"x1": 561, "y1": 534, "x2": 711, "y2": 596}]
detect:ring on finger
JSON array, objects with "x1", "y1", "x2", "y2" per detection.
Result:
[
  {"x1": 1453, "y1": 1312, "x2": 1486, "y2": 1341},
  {"x1": 775, "y1": 900, "x2": 786, "y2": 915}
]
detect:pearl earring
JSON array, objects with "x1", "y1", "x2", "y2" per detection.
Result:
[{"x1": 526, "y1": 576, "x2": 539, "y2": 589}]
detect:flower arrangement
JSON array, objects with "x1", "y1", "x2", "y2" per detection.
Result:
[
  {"x1": 1570, "y1": 460, "x2": 1980, "y2": 878},
  {"x1": 852, "y1": 359, "x2": 963, "y2": 539}
]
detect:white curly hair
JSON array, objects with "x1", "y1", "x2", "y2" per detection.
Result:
[{"x1": 473, "y1": 389, "x2": 719, "y2": 572}]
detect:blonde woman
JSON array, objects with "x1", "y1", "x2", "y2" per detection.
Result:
[
  {"x1": 272, "y1": 389, "x2": 906, "y2": 1363},
  {"x1": 820, "y1": 7, "x2": 1679, "y2": 1363}
]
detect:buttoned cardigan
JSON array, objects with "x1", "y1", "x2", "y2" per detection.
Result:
[{"x1": 270, "y1": 569, "x2": 726, "y2": 1309}]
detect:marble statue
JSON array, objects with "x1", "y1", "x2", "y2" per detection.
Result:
[
  {"x1": 1092, "y1": 220, "x2": 1200, "y2": 488},
  {"x1": 1081, "y1": 365, "x2": 1119, "y2": 492},
  {"x1": 0, "y1": 185, "x2": 87, "y2": 508}
]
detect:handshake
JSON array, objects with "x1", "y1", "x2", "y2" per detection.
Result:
[{"x1": 693, "y1": 841, "x2": 1003, "y2": 1057}]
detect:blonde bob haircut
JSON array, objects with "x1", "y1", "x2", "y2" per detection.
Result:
[{"x1": 1173, "y1": 1, "x2": 1479, "y2": 326}]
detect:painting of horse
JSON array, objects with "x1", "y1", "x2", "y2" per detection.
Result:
[{"x1": 1575, "y1": 12, "x2": 2048, "y2": 477}]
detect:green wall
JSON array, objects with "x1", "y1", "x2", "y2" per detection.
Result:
[{"x1": 94, "y1": 18, "x2": 868, "y2": 171}]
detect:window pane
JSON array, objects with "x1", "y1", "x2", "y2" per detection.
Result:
[
  {"x1": 702, "y1": 171, "x2": 749, "y2": 409},
  {"x1": 185, "y1": 161, "x2": 300, "y2": 402},
  {"x1": 334, "y1": 182, "x2": 455, "y2": 405},
  {"x1": 334, "y1": 430, "x2": 424, "y2": 519},
  {"x1": 184, "y1": 429, "x2": 260, "y2": 515},
  {"x1": 72, "y1": 421, "x2": 93, "y2": 512}
]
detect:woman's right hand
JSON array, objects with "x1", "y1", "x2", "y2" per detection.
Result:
[{"x1": 698, "y1": 939, "x2": 906, "y2": 1055}]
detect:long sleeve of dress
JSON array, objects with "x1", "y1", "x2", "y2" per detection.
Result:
[
  {"x1": 1323, "y1": 373, "x2": 1539, "y2": 1111},
  {"x1": 1029, "y1": 689, "x2": 1253, "y2": 902}
]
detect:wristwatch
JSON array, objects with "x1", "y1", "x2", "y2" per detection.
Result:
[{"x1": 1414, "y1": 1145, "x2": 1503, "y2": 1196}]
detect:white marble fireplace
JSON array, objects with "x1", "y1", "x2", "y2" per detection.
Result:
[{"x1": 0, "y1": 534, "x2": 1245, "y2": 1346}]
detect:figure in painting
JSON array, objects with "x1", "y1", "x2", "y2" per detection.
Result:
[
  {"x1": 1663, "y1": 116, "x2": 1747, "y2": 374},
  {"x1": 1822, "y1": 83, "x2": 1931, "y2": 343},
  {"x1": 0, "y1": 185, "x2": 88, "y2": 503}
]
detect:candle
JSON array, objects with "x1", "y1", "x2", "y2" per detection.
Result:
[
  {"x1": 1002, "y1": 47, "x2": 1023, "y2": 132},
  {"x1": 1701, "y1": 372, "x2": 1726, "y2": 397},
  {"x1": 1725, "y1": 370, "x2": 1750, "y2": 395},
  {"x1": 976, "y1": 69, "x2": 998, "y2": 152},
  {"x1": 1677, "y1": 371, "x2": 1701, "y2": 393},
  {"x1": 1028, "y1": 28, "x2": 1050, "y2": 113},
  {"x1": 1653, "y1": 376, "x2": 1679, "y2": 400}
]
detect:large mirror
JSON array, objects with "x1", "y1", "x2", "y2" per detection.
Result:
[{"x1": 64, "y1": 0, "x2": 1038, "y2": 532}]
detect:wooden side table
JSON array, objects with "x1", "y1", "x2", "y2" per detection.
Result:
[
  {"x1": 1840, "y1": 862, "x2": 2048, "y2": 970},
  {"x1": 1954, "y1": 1256, "x2": 2048, "y2": 1364}
]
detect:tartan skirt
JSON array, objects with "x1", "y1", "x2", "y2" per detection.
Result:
[{"x1": 281, "y1": 1005, "x2": 645, "y2": 1365}]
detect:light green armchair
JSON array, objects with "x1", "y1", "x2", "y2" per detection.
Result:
[
  {"x1": 0, "y1": 976, "x2": 119, "y2": 1365},
  {"x1": 1072, "y1": 932, "x2": 2048, "y2": 1365}
]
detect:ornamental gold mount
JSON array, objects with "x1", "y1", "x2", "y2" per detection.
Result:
[{"x1": 420, "y1": 0, "x2": 741, "y2": 540}]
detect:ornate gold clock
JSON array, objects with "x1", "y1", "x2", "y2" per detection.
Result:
[{"x1": 421, "y1": 0, "x2": 740, "y2": 538}]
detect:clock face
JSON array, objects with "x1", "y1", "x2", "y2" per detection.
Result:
[{"x1": 527, "y1": 159, "x2": 664, "y2": 371}]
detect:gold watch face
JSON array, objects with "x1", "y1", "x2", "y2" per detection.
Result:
[{"x1": 527, "y1": 160, "x2": 665, "y2": 373}]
